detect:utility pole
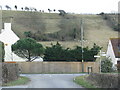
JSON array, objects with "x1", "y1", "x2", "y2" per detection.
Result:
[
  {"x1": 81, "y1": 19, "x2": 84, "y2": 73},
  {"x1": 0, "y1": 6, "x2": 2, "y2": 33},
  {"x1": 0, "y1": 6, "x2": 2, "y2": 62}
]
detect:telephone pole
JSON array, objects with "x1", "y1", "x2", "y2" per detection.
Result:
[{"x1": 81, "y1": 19, "x2": 84, "y2": 72}]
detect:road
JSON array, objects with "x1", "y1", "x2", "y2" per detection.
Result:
[{"x1": 1, "y1": 74, "x2": 86, "y2": 89}]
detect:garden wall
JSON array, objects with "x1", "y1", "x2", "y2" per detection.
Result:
[
  {"x1": 1, "y1": 63, "x2": 19, "y2": 85},
  {"x1": 86, "y1": 73, "x2": 120, "y2": 88},
  {"x1": 17, "y1": 62, "x2": 99, "y2": 73}
]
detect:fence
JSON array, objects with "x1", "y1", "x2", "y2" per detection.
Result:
[{"x1": 17, "y1": 62, "x2": 100, "y2": 73}]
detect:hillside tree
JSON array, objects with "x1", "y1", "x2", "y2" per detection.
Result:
[
  {"x1": 53, "y1": 9, "x2": 56, "y2": 12},
  {"x1": 12, "y1": 38, "x2": 44, "y2": 62},
  {"x1": 5, "y1": 5, "x2": 11, "y2": 10},
  {"x1": 48, "y1": 8, "x2": 51, "y2": 13},
  {"x1": 21, "y1": 7, "x2": 23, "y2": 10},
  {"x1": 24, "y1": 31, "x2": 32, "y2": 37},
  {"x1": 15, "y1": 5, "x2": 17, "y2": 10}
]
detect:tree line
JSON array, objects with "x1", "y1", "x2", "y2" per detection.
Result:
[
  {"x1": 0, "y1": 5, "x2": 57, "y2": 13},
  {"x1": 11, "y1": 38, "x2": 102, "y2": 62}
]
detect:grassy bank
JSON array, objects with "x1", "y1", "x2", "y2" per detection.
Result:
[
  {"x1": 2, "y1": 10, "x2": 118, "y2": 52},
  {"x1": 74, "y1": 75, "x2": 96, "y2": 88},
  {"x1": 3, "y1": 76, "x2": 30, "y2": 86}
]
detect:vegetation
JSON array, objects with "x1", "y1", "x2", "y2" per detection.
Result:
[
  {"x1": 12, "y1": 38, "x2": 44, "y2": 62},
  {"x1": 101, "y1": 57, "x2": 113, "y2": 73},
  {"x1": 3, "y1": 76, "x2": 30, "y2": 86},
  {"x1": 5, "y1": 5, "x2": 11, "y2": 10},
  {"x1": 101, "y1": 13, "x2": 118, "y2": 31},
  {"x1": 0, "y1": 41, "x2": 4, "y2": 62},
  {"x1": 74, "y1": 75, "x2": 96, "y2": 88},
  {"x1": 44, "y1": 42, "x2": 102, "y2": 62}
]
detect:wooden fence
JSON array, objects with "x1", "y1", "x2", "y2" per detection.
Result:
[{"x1": 17, "y1": 62, "x2": 100, "y2": 73}]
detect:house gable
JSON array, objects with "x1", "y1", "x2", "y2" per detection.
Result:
[{"x1": 110, "y1": 38, "x2": 120, "y2": 58}]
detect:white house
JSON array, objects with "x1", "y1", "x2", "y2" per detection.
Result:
[
  {"x1": 0, "y1": 23, "x2": 43, "y2": 62},
  {"x1": 106, "y1": 38, "x2": 120, "y2": 66}
]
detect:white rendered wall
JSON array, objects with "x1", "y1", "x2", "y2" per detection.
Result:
[{"x1": 106, "y1": 40, "x2": 117, "y2": 65}]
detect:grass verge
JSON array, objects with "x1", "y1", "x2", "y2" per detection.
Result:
[
  {"x1": 3, "y1": 76, "x2": 30, "y2": 86},
  {"x1": 74, "y1": 75, "x2": 96, "y2": 88}
]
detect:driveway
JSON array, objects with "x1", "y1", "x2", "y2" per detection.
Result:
[{"x1": 1, "y1": 74, "x2": 86, "y2": 88}]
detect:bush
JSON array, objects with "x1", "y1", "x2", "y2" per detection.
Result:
[
  {"x1": 43, "y1": 42, "x2": 102, "y2": 62},
  {"x1": 0, "y1": 41, "x2": 4, "y2": 62},
  {"x1": 86, "y1": 73, "x2": 118, "y2": 88},
  {"x1": 101, "y1": 57, "x2": 113, "y2": 73}
]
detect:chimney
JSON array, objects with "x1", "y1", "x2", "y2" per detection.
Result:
[{"x1": 4, "y1": 23, "x2": 11, "y2": 30}]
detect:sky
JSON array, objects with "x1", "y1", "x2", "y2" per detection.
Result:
[{"x1": 0, "y1": 0, "x2": 119, "y2": 14}]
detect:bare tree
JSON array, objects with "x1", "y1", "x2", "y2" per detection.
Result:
[
  {"x1": 39, "y1": 10, "x2": 41, "y2": 12},
  {"x1": 42, "y1": 10, "x2": 44, "y2": 13},
  {"x1": 5, "y1": 5, "x2": 11, "y2": 10},
  {"x1": 25, "y1": 7, "x2": 29, "y2": 11},
  {"x1": 34, "y1": 8, "x2": 37, "y2": 11},
  {"x1": 15, "y1": 5, "x2": 17, "y2": 10},
  {"x1": 29, "y1": 7, "x2": 33, "y2": 11}
]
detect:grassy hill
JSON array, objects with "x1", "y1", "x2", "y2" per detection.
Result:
[{"x1": 1, "y1": 10, "x2": 118, "y2": 51}]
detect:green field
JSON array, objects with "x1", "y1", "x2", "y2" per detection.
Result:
[{"x1": 2, "y1": 10, "x2": 118, "y2": 52}]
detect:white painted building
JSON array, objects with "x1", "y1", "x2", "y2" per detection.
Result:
[
  {"x1": 106, "y1": 38, "x2": 120, "y2": 66},
  {"x1": 0, "y1": 23, "x2": 43, "y2": 62}
]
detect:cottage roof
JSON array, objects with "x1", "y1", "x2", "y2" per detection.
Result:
[{"x1": 110, "y1": 38, "x2": 120, "y2": 58}]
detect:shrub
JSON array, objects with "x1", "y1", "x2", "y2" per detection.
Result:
[{"x1": 101, "y1": 57, "x2": 113, "y2": 73}]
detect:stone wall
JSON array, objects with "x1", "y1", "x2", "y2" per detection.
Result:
[
  {"x1": 86, "y1": 73, "x2": 120, "y2": 88},
  {"x1": 18, "y1": 62, "x2": 100, "y2": 73},
  {"x1": 1, "y1": 63, "x2": 19, "y2": 84}
]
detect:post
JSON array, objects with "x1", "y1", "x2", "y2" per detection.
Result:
[
  {"x1": 0, "y1": 6, "x2": 2, "y2": 33},
  {"x1": 100, "y1": 50, "x2": 101, "y2": 73},
  {"x1": 11, "y1": 52, "x2": 13, "y2": 61}
]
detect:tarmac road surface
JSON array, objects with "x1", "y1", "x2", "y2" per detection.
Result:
[{"x1": 1, "y1": 74, "x2": 86, "y2": 89}]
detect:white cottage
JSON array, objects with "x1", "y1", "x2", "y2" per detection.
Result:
[
  {"x1": 106, "y1": 38, "x2": 120, "y2": 66},
  {"x1": 0, "y1": 23, "x2": 43, "y2": 62}
]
